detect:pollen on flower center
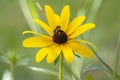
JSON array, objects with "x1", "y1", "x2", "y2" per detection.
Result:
[{"x1": 53, "y1": 26, "x2": 68, "y2": 44}]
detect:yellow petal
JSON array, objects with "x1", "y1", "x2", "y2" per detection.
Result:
[
  {"x1": 51, "y1": 14, "x2": 61, "y2": 30},
  {"x1": 69, "y1": 23, "x2": 96, "y2": 38},
  {"x1": 68, "y1": 40, "x2": 93, "y2": 58},
  {"x1": 34, "y1": 19, "x2": 53, "y2": 35},
  {"x1": 23, "y1": 35, "x2": 52, "y2": 47},
  {"x1": 75, "y1": 40, "x2": 97, "y2": 50},
  {"x1": 22, "y1": 30, "x2": 41, "y2": 35},
  {"x1": 66, "y1": 16, "x2": 86, "y2": 35},
  {"x1": 46, "y1": 44, "x2": 61, "y2": 63},
  {"x1": 61, "y1": 44, "x2": 74, "y2": 63},
  {"x1": 45, "y1": 5, "x2": 56, "y2": 30},
  {"x1": 60, "y1": 5, "x2": 70, "y2": 31},
  {"x1": 36, "y1": 48, "x2": 48, "y2": 63},
  {"x1": 55, "y1": 14, "x2": 60, "y2": 27}
]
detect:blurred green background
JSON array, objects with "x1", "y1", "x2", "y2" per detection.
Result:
[{"x1": 0, "y1": 0, "x2": 120, "y2": 80}]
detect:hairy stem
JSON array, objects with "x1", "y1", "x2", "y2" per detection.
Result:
[{"x1": 59, "y1": 54, "x2": 63, "y2": 80}]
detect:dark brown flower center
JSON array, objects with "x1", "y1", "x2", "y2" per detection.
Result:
[{"x1": 53, "y1": 26, "x2": 68, "y2": 44}]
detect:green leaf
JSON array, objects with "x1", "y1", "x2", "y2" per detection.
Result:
[
  {"x1": 54, "y1": 55, "x2": 60, "y2": 65},
  {"x1": 28, "y1": 66, "x2": 58, "y2": 76},
  {"x1": 2, "y1": 70, "x2": 12, "y2": 80},
  {"x1": 84, "y1": 64, "x2": 110, "y2": 72},
  {"x1": 86, "y1": 74, "x2": 93, "y2": 80},
  {"x1": 74, "y1": 53, "x2": 81, "y2": 59},
  {"x1": 19, "y1": 0, "x2": 39, "y2": 32},
  {"x1": 0, "y1": 56, "x2": 10, "y2": 64}
]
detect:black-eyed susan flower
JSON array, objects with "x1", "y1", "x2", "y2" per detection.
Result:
[{"x1": 23, "y1": 5, "x2": 96, "y2": 63}]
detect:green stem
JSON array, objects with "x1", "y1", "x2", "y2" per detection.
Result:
[
  {"x1": 59, "y1": 54, "x2": 63, "y2": 80},
  {"x1": 91, "y1": 47, "x2": 113, "y2": 73},
  {"x1": 10, "y1": 63, "x2": 14, "y2": 80},
  {"x1": 113, "y1": 34, "x2": 120, "y2": 80},
  {"x1": 81, "y1": 35, "x2": 113, "y2": 73},
  {"x1": 115, "y1": 34, "x2": 120, "y2": 74}
]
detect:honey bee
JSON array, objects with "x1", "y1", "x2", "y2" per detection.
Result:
[
  {"x1": 53, "y1": 25, "x2": 68, "y2": 44},
  {"x1": 54, "y1": 26, "x2": 61, "y2": 33}
]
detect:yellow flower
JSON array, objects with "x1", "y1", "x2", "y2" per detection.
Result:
[{"x1": 23, "y1": 5, "x2": 96, "y2": 63}]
